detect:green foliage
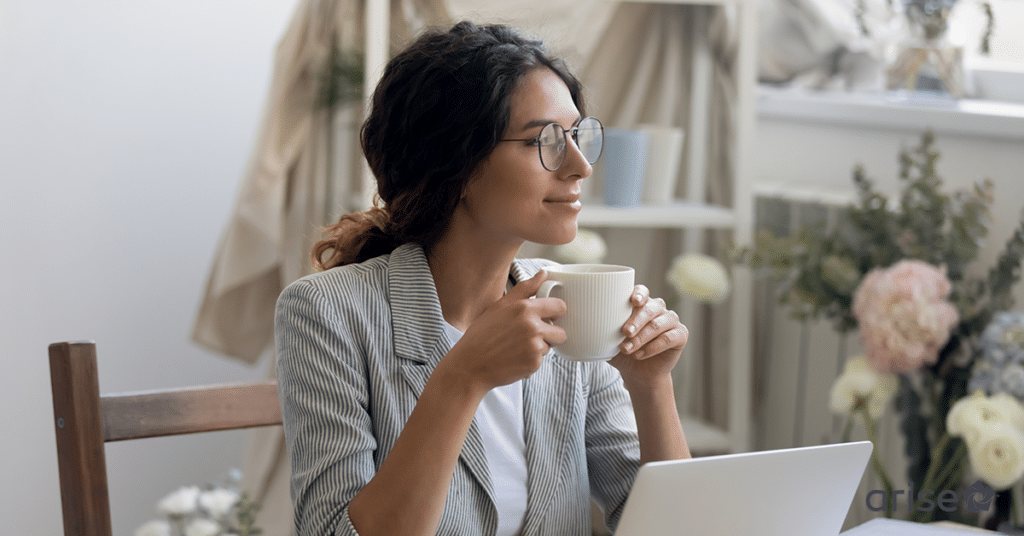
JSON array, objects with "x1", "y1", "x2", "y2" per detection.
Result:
[
  {"x1": 319, "y1": 48, "x2": 364, "y2": 109},
  {"x1": 730, "y1": 131, "x2": 1024, "y2": 344}
]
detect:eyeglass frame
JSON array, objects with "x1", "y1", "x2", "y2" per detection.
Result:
[{"x1": 498, "y1": 116, "x2": 604, "y2": 172}]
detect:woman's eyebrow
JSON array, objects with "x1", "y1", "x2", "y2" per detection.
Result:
[{"x1": 520, "y1": 115, "x2": 582, "y2": 132}]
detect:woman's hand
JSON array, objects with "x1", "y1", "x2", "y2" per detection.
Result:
[
  {"x1": 608, "y1": 285, "x2": 688, "y2": 387},
  {"x1": 445, "y1": 270, "x2": 566, "y2": 393}
]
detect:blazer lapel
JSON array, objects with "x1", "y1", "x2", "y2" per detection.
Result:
[
  {"x1": 388, "y1": 243, "x2": 496, "y2": 512},
  {"x1": 510, "y1": 259, "x2": 578, "y2": 535}
]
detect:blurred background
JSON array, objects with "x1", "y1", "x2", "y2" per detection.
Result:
[{"x1": 3, "y1": 0, "x2": 1022, "y2": 534}]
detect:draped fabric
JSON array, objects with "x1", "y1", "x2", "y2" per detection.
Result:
[
  {"x1": 192, "y1": 2, "x2": 451, "y2": 534},
  {"x1": 193, "y1": 1, "x2": 739, "y2": 533},
  {"x1": 757, "y1": 0, "x2": 900, "y2": 91}
]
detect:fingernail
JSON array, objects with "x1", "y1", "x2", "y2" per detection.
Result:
[
  {"x1": 624, "y1": 341, "x2": 633, "y2": 352},
  {"x1": 633, "y1": 293, "x2": 642, "y2": 302},
  {"x1": 635, "y1": 350, "x2": 645, "y2": 358},
  {"x1": 626, "y1": 325, "x2": 635, "y2": 335}
]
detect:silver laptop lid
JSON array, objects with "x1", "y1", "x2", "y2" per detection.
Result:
[{"x1": 614, "y1": 441, "x2": 873, "y2": 536}]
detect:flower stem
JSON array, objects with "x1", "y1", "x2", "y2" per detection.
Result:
[
  {"x1": 912, "y1": 436, "x2": 966, "y2": 523},
  {"x1": 938, "y1": 441, "x2": 967, "y2": 488},
  {"x1": 842, "y1": 415, "x2": 855, "y2": 443},
  {"x1": 860, "y1": 407, "x2": 895, "y2": 518},
  {"x1": 920, "y1": 433, "x2": 951, "y2": 495}
]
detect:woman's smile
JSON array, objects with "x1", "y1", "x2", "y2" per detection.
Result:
[{"x1": 544, "y1": 193, "x2": 582, "y2": 211}]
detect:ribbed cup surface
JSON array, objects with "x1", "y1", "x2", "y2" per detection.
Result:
[{"x1": 538, "y1": 265, "x2": 634, "y2": 362}]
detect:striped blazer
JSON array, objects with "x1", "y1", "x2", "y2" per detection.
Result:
[{"x1": 275, "y1": 243, "x2": 642, "y2": 536}]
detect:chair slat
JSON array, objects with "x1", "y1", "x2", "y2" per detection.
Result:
[
  {"x1": 102, "y1": 382, "x2": 282, "y2": 441},
  {"x1": 48, "y1": 341, "x2": 114, "y2": 536},
  {"x1": 49, "y1": 341, "x2": 284, "y2": 536}
]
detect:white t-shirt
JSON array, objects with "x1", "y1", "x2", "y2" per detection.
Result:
[{"x1": 442, "y1": 320, "x2": 528, "y2": 536}]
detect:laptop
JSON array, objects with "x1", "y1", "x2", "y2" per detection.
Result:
[{"x1": 614, "y1": 440, "x2": 874, "y2": 536}]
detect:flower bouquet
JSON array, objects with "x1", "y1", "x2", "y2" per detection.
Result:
[
  {"x1": 731, "y1": 131, "x2": 1024, "y2": 527},
  {"x1": 135, "y1": 470, "x2": 261, "y2": 536}
]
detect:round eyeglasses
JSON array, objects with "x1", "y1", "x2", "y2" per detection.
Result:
[{"x1": 500, "y1": 117, "x2": 604, "y2": 172}]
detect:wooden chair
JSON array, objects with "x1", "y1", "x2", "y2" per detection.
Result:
[{"x1": 48, "y1": 340, "x2": 283, "y2": 536}]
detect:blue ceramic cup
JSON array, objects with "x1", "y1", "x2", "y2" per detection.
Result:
[{"x1": 601, "y1": 128, "x2": 649, "y2": 207}]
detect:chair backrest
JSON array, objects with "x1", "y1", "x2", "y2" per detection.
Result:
[{"x1": 48, "y1": 340, "x2": 283, "y2": 536}]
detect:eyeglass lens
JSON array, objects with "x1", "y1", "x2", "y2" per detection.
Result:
[{"x1": 538, "y1": 117, "x2": 603, "y2": 171}]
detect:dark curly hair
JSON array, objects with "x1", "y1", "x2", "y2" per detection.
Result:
[{"x1": 312, "y1": 21, "x2": 586, "y2": 270}]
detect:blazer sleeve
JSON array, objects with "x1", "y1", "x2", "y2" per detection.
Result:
[
  {"x1": 584, "y1": 363, "x2": 642, "y2": 532},
  {"x1": 275, "y1": 278, "x2": 376, "y2": 536}
]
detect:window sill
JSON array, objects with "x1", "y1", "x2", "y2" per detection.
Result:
[{"x1": 757, "y1": 85, "x2": 1024, "y2": 142}]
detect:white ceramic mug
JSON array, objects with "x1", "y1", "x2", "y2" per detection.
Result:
[
  {"x1": 637, "y1": 124, "x2": 685, "y2": 205},
  {"x1": 537, "y1": 264, "x2": 635, "y2": 362}
]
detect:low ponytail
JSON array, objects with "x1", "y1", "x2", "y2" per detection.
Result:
[{"x1": 312, "y1": 205, "x2": 401, "y2": 271}]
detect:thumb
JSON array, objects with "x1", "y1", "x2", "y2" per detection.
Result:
[{"x1": 505, "y1": 269, "x2": 548, "y2": 299}]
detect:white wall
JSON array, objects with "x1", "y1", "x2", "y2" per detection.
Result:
[{"x1": 0, "y1": 1, "x2": 300, "y2": 533}]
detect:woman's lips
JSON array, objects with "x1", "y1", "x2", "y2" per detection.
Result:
[{"x1": 545, "y1": 196, "x2": 582, "y2": 210}]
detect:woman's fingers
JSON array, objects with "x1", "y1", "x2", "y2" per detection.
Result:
[
  {"x1": 622, "y1": 285, "x2": 652, "y2": 337},
  {"x1": 622, "y1": 294, "x2": 665, "y2": 337},
  {"x1": 633, "y1": 323, "x2": 688, "y2": 360},
  {"x1": 621, "y1": 305, "x2": 678, "y2": 355}
]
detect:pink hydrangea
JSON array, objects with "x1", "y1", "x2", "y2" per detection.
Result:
[{"x1": 852, "y1": 259, "x2": 960, "y2": 374}]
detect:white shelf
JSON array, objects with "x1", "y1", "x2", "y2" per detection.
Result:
[
  {"x1": 757, "y1": 85, "x2": 1024, "y2": 142},
  {"x1": 578, "y1": 200, "x2": 735, "y2": 229}
]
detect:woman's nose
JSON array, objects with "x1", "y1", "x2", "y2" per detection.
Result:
[{"x1": 560, "y1": 135, "x2": 593, "y2": 180}]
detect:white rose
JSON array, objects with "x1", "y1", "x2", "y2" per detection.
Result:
[
  {"x1": 968, "y1": 421, "x2": 1024, "y2": 490},
  {"x1": 552, "y1": 229, "x2": 607, "y2": 264},
  {"x1": 199, "y1": 488, "x2": 241, "y2": 519},
  {"x1": 156, "y1": 485, "x2": 201, "y2": 516},
  {"x1": 134, "y1": 519, "x2": 172, "y2": 536},
  {"x1": 828, "y1": 356, "x2": 897, "y2": 419},
  {"x1": 666, "y1": 253, "x2": 730, "y2": 304},
  {"x1": 867, "y1": 374, "x2": 899, "y2": 420},
  {"x1": 185, "y1": 518, "x2": 222, "y2": 536},
  {"x1": 991, "y1": 392, "x2": 1024, "y2": 430},
  {"x1": 947, "y1": 392, "x2": 1024, "y2": 448}
]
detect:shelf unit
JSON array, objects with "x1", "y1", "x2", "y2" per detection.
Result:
[
  {"x1": 355, "y1": 0, "x2": 758, "y2": 456},
  {"x1": 577, "y1": 0, "x2": 758, "y2": 455}
]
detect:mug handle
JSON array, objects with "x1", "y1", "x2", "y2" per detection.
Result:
[{"x1": 537, "y1": 280, "x2": 562, "y2": 299}]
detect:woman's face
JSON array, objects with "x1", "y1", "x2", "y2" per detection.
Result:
[{"x1": 457, "y1": 67, "x2": 592, "y2": 246}]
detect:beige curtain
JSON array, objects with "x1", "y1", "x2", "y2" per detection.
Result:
[
  {"x1": 193, "y1": 1, "x2": 738, "y2": 532},
  {"x1": 192, "y1": 2, "x2": 449, "y2": 534}
]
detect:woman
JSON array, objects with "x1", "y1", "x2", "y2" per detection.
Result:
[{"x1": 275, "y1": 21, "x2": 691, "y2": 536}]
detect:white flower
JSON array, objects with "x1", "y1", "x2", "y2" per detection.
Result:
[
  {"x1": 156, "y1": 485, "x2": 200, "y2": 516},
  {"x1": 552, "y1": 229, "x2": 607, "y2": 264},
  {"x1": 968, "y1": 421, "x2": 1024, "y2": 490},
  {"x1": 947, "y1": 391, "x2": 1024, "y2": 448},
  {"x1": 829, "y1": 356, "x2": 898, "y2": 419},
  {"x1": 185, "y1": 518, "x2": 222, "y2": 536},
  {"x1": 199, "y1": 488, "x2": 241, "y2": 519},
  {"x1": 991, "y1": 392, "x2": 1024, "y2": 430},
  {"x1": 666, "y1": 253, "x2": 730, "y2": 304},
  {"x1": 134, "y1": 519, "x2": 172, "y2": 536}
]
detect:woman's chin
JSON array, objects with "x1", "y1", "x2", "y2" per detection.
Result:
[{"x1": 530, "y1": 225, "x2": 578, "y2": 246}]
